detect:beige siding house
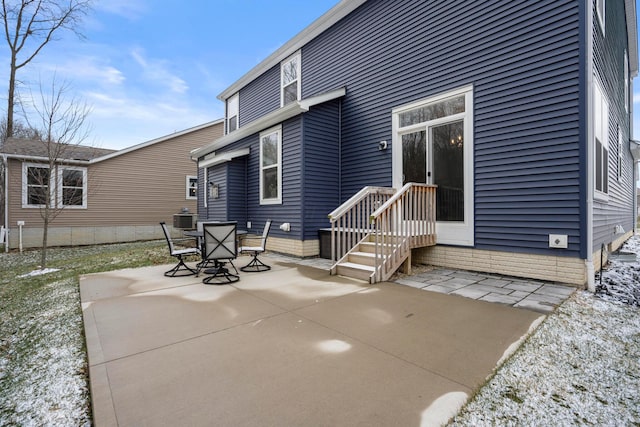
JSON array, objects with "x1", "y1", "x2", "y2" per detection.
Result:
[{"x1": 2, "y1": 120, "x2": 223, "y2": 249}]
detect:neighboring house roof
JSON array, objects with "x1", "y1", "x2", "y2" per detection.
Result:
[
  {"x1": 218, "y1": 0, "x2": 638, "y2": 102},
  {"x1": 2, "y1": 119, "x2": 224, "y2": 164},
  {"x1": 1, "y1": 138, "x2": 115, "y2": 162},
  {"x1": 93, "y1": 119, "x2": 224, "y2": 163}
]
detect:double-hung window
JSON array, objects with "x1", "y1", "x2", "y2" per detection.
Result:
[
  {"x1": 227, "y1": 93, "x2": 239, "y2": 134},
  {"x1": 260, "y1": 126, "x2": 282, "y2": 204},
  {"x1": 281, "y1": 52, "x2": 301, "y2": 106},
  {"x1": 594, "y1": 80, "x2": 609, "y2": 197},
  {"x1": 24, "y1": 164, "x2": 50, "y2": 206},
  {"x1": 22, "y1": 163, "x2": 87, "y2": 208},
  {"x1": 61, "y1": 167, "x2": 86, "y2": 207}
]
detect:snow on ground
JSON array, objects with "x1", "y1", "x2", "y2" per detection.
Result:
[
  {"x1": 450, "y1": 235, "x2": 640, "y2": 426},
  {"x1": 17, "y1": 268, "x2": 61, "y2": 278}
]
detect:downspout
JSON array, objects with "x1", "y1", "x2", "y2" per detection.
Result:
[
  {"x1": 338, "y1": 99, "x2": 342, "y2": 201},
  {"x1": 585, "y1": 0, "x2": 595, "y2": 292},
  {"x1": 2, "y1": 154, "x2": 8, "y2": 252}
]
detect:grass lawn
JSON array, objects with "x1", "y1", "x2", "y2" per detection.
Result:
[{"x1": 0, "y1": 240, "x2": 184, "y2": 426}]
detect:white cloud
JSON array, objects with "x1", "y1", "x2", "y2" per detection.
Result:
[
  {"x1": 130, "y1": 47, "x2": 188, "y2": 94},
  {"x1": 95, "y1": 0, "x2": 147, "y2": 20}
]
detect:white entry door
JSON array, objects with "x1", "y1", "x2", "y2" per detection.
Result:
[{"x1": 392, "y1": 86, "x2": 474, "y2": 246}]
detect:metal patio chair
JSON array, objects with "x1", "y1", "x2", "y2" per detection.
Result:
[
  {"x1": 239, "y1": 219, "x2": 272, "y2": 272},
  {"x1": 201, "y1": 221, "x2": 239, "y2": 285},
  {"x1": 160, "y1": 221, "x2": 200, "y2": 277}
]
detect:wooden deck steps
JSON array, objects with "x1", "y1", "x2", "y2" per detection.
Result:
[{"x1": 328, "y1": 183, "x2": 437, "y2": 284}]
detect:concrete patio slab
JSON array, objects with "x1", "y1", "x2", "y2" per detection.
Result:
[{"x1": 81, "y1": 259, "x2": 543, "y2": 427}]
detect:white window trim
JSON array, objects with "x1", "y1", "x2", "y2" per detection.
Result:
[
  {"x1": 594, "y1": 78, "x2": 609, "y2": 201},
  {"x1": 58, "y1": 166, "x2": 87, "y2": 209},
  {"x1": 186, "y1": 175, "x2": 197, "y2": 200},
  {"x1": 22, "y1": 163, "x2": 87, "y2": 209},
  {"x1": 226, "y1": 93, "x2": 239, "y2": 134},
  {"x1": 259, "y1": 125, "x2": 282, "y2": 205},
  {"x1": 391, "y1": 85, "x2": 474, "y2": 247},
  {"x1": 22, "y1": 163, "x2": 51, "y2": 208},
  {"x1": 281, "y1": 51, "x2": 301, "y2": 107}
]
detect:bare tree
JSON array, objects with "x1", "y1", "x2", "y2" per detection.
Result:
[
  {"x1": 1, "y1": 0, "x2": 92, "y2": 138},
  {"x1": 22, "y1": 77, "x2": 91, "y2": 267},
  {"x1": 0, "y1": 117, "x2": 41, "y2": 237}
]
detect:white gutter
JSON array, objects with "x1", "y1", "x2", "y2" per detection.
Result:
[
  {"x1": 586, "y1": 0, "x2": 595, "y2": 292},
  {"x1": 198, "y1": 148, "x2": 251, "y2": 169},
  {"x1": 625, "y1": 0, "x2": 638, "y2": 77},
  {"x1": 4, "y1": 153, "x2": 89, "y2": 166},
  {"x1": 192, "y1": 87, "x2": 346, "y2": 159}
]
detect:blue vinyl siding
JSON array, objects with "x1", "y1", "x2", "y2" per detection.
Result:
[
  {"x1": 208, "y1": 118, "x2": 304, "y2": 240},
  {"x1": 300, "y1": 0, "x2": 584, "y2": 256},
  {"x1": 239, "y1": 65, "x2": 280, "y2": 127},
  {"x1": 592, "y1": 0, "x2": 635, "y2": 249},
  {"x1": 205, "y1": 165, "x2": 227, "y2": 220},
  {"x1": 227, "y1": 158, "x2": 247, "y2": 226},
  {"x1": 301, "y1": 101, "x2": 341, "y2": 240}
]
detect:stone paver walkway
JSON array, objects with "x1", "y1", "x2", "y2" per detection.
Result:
[
  {"x1": 266, "y1": 254, "x2": 576, "y2": 313},
  {"x1": 392, "y1": 268, "x2": 575, "y2": 313}
]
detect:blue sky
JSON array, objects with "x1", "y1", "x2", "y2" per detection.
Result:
[
  {"x1": 1, "y1": 0, "x2": 640, "y2": 150},
  {"x1": 0, "y1": 0, "x2": 337, "y2": 150}
]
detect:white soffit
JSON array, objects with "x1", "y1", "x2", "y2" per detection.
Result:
[
  {"x1": 198, "y1": 148, "x2": 251, "y2": 169},
  {"x1": 626, "y1": 0, "x2": 638, "y2": 76}
]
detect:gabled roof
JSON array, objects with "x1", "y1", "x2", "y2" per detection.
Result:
[
  {"x1": 217, "y1": 0, "x2": 366, "y2": 101},
  {"x1": 93, "y1": 119, "x2": 223, "y2": 163},
  {"x1": 218, "y1": 0, "x2": 639, "y2": 99},
  {"x1": 2, "y1": 119, "x2": 225, "y2": 164},
  {"x1": 1, "y1": 138, "x2": 115, "y2": 163}
]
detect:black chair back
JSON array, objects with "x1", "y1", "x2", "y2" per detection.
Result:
[{"x1": 203, "y1": 222, "x2": 237, "y2": 262}]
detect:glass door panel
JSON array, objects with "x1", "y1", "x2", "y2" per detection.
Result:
[
  {"x1": 402, "y1": 130, "x2": 427, "y2": 185},
  {"x1": 432, "y1": 120, "x2": 464, "y2": 222}
]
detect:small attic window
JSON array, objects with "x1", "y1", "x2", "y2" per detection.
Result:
[
  {"x1": 281, "y1": 52, "x2": 301, "y2": 107},
  {"x1": 227, "y1": 93, "x2": 239, "y2": 134}
]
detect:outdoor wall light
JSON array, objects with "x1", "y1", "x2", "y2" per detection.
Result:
[{"x1": 208, "y1": 182, "x2": 219, "y2": 199}]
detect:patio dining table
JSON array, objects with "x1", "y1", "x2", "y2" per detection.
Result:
[{"x1": 184, "y1": 229, "x2": 248, "y2": 252}]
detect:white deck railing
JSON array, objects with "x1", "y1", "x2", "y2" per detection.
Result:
[
  {"x1": 328, "y1": 186, "x2": 395, "y2": 262},
  {"x1": 370, "y1": 183, "x2": 437, "y2": 282}
]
